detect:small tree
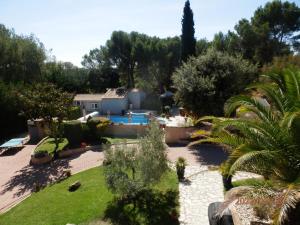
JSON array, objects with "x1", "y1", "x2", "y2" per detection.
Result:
[
  {"x1": 103, "y1": 122, "x2": 168, "y2": 202},
  {"x1": 18, "y1": 83, "x2": 74, "y2": 152}
]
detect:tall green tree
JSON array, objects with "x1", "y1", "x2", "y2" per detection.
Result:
[
  {"x1": 181, "y1": 0, "x2": 196, "y2": 62},
  {"x1": 234, "y1": 1, "x2": 300, "y2": 64},
  {"x1": 0, "y1": 24, "x2": 46, "y2": 82}
]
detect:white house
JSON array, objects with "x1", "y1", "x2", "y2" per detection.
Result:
[{"x1": 74, "y1": 88, "x2": 146, "y2": 115}]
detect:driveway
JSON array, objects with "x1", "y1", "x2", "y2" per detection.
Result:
[{"x1": 0, "y1": 145, "x2": 104, "y2": 213}]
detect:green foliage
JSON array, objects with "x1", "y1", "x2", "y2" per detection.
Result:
[
  {"x1": 18, "y1": 83, "x2": 74, "y2": 121},
  {"x1": 104, "y1": 122, "x2": 168, "y2": 199},
  {"x1": 0, "y1": 167, "x2": 178, "y2": 225},
  {"x1": 18, "y1": 83, "x2": 74, "y2": 149},
  {"x1": 176, "y1": 157, "x2": 187, "y2": 181},
  {"x1": 181, "y1": 0, "x2": 196, "y2": 62},
  {"x1": 68, "y1": 106, "x2": 81, "y2": 120},
  {"x1": 82, "y1": 32, "x2": 180, "y2": 91},
  {"x1": 86, "y1": 117, "x2": 101, "y2": 141},
  {"x1": 63, "y1": 120, "x2": 83, "y2": 147},
  {"x1": 197, "y1": 69, "x2": 300, "y2": 182},
  {"x1": 43, "y1": 61, "x2": 89, "y2": 93},
  {"x1": 34, "y1": 137, "x2": 69, "y2": 156},
  {"x1": 262, "y1": 55, "x2": 300, "y2": 74},
  {"x1": 0, "y1": 24, "x2": 46, "y2": 83},
  {"x1": 172, "y1": 49, "x2": 258, "y2": 116},
  {"x1": 236, "y1": 1, "x2": 300, "y2": 64},
  {"x1": 0, "y1": 81, "x2": 26, "y2": 142}
]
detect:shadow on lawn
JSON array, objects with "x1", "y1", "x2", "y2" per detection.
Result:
[
  {"x1": 104, "y1": 189, "x2": 179, "y2": 225},
  {"x1": 0, "y1": 159, "x2": 70, "y2": 197}
]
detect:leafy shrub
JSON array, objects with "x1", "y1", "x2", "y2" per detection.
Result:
[
  {"x1": 63, "y1": 120, "x2": 82, "y2": 146},
  {"x1": 176, "y1": 157, "x2": 187, "y2": 181},
  {"x1": 84, "y1": 117, "x2": 110, "y2": 142},
  {"x1": 172, "y1": 48, "x2": 257, "y2": 116},
  {"x1": 67, "y1": 106, "x2": 81, "y2": 120},
  {"x1": 86, "y1": 117, "x2": 101, "y2": 141}
]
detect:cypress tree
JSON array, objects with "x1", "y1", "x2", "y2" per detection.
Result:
[{"x1": 181, "y1": 0, "x2": 196, "y2": 62}]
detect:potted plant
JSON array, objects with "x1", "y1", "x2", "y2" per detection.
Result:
[
  {"x1": 220, "y1": 163, "x2": 233, "y2": 191},
  {"x1": 176, "y1": 157, "x2": 187, "y2": 181}
]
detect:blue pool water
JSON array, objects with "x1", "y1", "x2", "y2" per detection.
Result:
[{"x1": 109, "y1": 114, "x2": 149, "y2": 125}]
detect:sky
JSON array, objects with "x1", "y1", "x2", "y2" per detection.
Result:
[{"x1": 0, "y1": 0, "x2": 292, "y2": 66}]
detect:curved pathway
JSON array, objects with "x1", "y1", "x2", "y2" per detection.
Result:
[
  {"x1": 0, "y1": 145, "x2": 104, "y2": 213},
  {"x1": 167, "y1": 144, "x2": 261, "y2": 225}
]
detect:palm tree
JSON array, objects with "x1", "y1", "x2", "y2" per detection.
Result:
[
  {"x1": 193, "y1": 69, "x2": 300, "y2": 182},
  {"x1": 192, "y1": 69, "x2": 300, "y2": 224}
]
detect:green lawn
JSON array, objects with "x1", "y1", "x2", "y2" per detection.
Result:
[
  {"x1": 34, "y1": 137, "x2": 69, "y2": 155},
  {"x1": 102, "y1": 137, "x2": 138, "y2": 145},
  {"x1": 0, "y1": 167, "x2": 178, "y2": 225}
]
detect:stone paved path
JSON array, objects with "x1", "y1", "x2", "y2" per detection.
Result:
[
  {"x1": 179, "y1": 165, "x2": 224, "y2": 225},
  {"x1": 167, "y1": 144, "x2": 261, "y2": 225}
]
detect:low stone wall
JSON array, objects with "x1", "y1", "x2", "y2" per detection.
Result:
[
  {"x1": 103, "y1": 124, "x2": 148, "y2": 138},
  {"x1": 164, "y1": 126, "x2": 196, "y2": 144},
  {"x1": 31, "y1": 154, "x2": 52, "y2": 165}
]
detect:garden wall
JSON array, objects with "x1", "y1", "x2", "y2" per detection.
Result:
[
  {"x1": 164, "y1": 126, "x2": 196, "y2": 144},
  {"x1": 103, "y1": 124, "x2": 148, "y2": 138}
]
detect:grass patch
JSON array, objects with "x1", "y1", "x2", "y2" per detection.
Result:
[
  {"x1": 102, "y1": 137, "x2": 138, "y2": 145},
  {"x1": 34, "y1": 137, "x2": 69, "y2": 155},
  {"x1": 0, "y1": 167, "x2": 178, "y2": 225},
  {"x1": 233, "y1": 177, "x2": 287, "y2": 189}
]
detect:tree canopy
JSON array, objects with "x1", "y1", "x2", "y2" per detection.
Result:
[{"x1": 172, "y1": 49, "x2": 258, "y2": 116}]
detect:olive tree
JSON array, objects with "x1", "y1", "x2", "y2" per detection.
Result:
[{"x1": 103, "y1": 122, "x2": 168, "y2": 202}]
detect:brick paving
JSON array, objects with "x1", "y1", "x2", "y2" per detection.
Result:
[{"x1": 0, "y1": 145, "x2": 104, "y2": 213}]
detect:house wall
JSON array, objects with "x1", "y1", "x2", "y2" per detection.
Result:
[
  {"x1": 100, "y1": 98, "x2": 128, "y2": 115},
  {"x1": 79, "y1": 101, "x2": 102, "y2": 114},
  {"x1": 128, "y1": 91, "x2": 146, "y2": 110}
]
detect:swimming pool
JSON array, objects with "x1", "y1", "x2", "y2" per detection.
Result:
[{"x1": 108, "y1": 114, "x2": 149, "y2": 125}]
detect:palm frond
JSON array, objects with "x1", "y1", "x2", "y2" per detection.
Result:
[
  {"x1": 273, "y1": 185, "x2": 300, "y2": 225},
  {"x1": 229, "y1": 150, "x2": 279, "y2": 175}
]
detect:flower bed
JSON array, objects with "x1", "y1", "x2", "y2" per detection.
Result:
[{"x1": 34, "y1": 137, "x2": 69, "y2": 156}]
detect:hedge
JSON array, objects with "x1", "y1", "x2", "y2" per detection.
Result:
[{"x1": 63, "y1": 120, "x2": 83, "y2": 147}]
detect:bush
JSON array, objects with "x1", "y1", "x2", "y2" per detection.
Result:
[
  {"x1": 63, "y1": 120, "x2": 83, "y2": 146},
  {"x1": 67, "y1": 106, "x2": 81, "y2": 120},
  {"x1": 86, "y1": 117, "x2": 101, "y2": 141},
  {"x1": 176, "y1": 157, "x2": 187, "y2": 181},
  {"x1": 172, "y1": 48, "x2": 258, "y2": 116}
]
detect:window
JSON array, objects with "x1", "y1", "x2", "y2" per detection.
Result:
[
  {"x1": 75, "y1": 101, "x2": 81, "y2": 106},
  {"x1": 91, "y1": 103, "x2": 98, "y2": 109}
]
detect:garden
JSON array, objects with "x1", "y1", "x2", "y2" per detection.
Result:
[{"x1": 0, "y1": 0, "x2": 300, "y2": 225}]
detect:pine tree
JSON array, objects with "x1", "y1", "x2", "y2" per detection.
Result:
[{"x1": 181, "y1": 0, "x2": 196, "y2": 62}]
